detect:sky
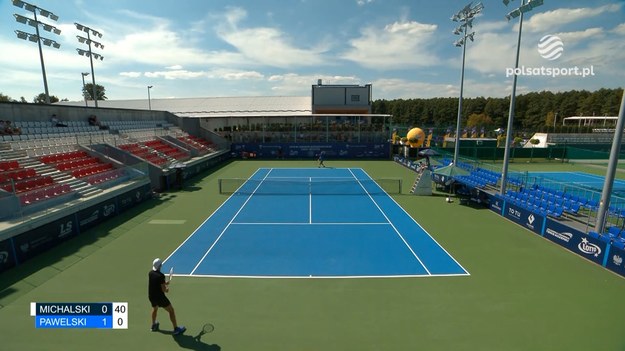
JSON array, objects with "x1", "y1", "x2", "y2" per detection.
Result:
[{"x1": 1, "y1": 0, "x2": 624, "y2": 102}]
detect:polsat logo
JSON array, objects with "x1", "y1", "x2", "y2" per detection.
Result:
[
  {"x1": 537, "y1": 35, "x2": 564, "y2": 60},
  {"x1": 578, "y1": 238, "x2": 601, "y2": 257}
]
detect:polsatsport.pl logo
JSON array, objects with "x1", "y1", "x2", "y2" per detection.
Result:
[{"x1": 505, "y1": 34, "x2": 595, "y2": 78}]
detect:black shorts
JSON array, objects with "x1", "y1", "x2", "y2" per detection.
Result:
[{"x1": 149, "y1": 295, "x2": 171, "y2": 308}]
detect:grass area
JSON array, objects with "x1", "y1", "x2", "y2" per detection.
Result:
[{"x1": 1, "y1": 160, "x2": 625, "y2": 351}]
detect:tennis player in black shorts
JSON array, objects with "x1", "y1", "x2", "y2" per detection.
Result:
[{"x1": 148, "y1": 258, "x2": 186, "y2": 335}]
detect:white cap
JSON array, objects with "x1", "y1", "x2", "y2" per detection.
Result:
[{"x1": 152, "y1": 258, "x2": 162, "y2": 271}]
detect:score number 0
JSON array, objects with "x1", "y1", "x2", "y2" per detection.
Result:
[{"x1": 111, "y1": 302, "x2": 128, "y2": 329}]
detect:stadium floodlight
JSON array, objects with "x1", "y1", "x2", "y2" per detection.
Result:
[
  {"x1": 81, "y1": 72, "x2": 89, "y2": 107},
  {"x1": 14, "y1": 14, "x2": 27, "y2": 23},
  {"x1": 499, "y1": 0, "x2": 545, "y2": 196},
  {"x1": 12, "y1": 0, "x2": 60, "y2": 104},
  {"x1": 75, "y1": 22, "x2": 105, "y2": 108},
  {"x1": 15, "y1": 30, "x2": 28, "y2": 40},
  {"x1": 451, "y1": 2, "x2": 484, "y2": 166},
  {"x1": 147, "y1": 86, "x2": 153, "y2": 111}
]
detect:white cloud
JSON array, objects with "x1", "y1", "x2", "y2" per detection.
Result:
[
  {"x1": 119, "y1": 72, "x2": 142, "y2": 78},
  {"x1": 215, "y1": 8, "x2": 330, "y2": 68},
  {"x1": 268, "y1": 73, "x2": 360, "y2": 95},
  {"x1": 357, "y1": 0, "x2": 374, "y2": 6},
  {"x1": 142, "y1": 69, "x2": 264, "y2": 81},
  {"x1": 524, "y1": 4, "x2": 623, "y2": 33},
  {"x1": 613, "y1": 23, "x2": 625, "y2": 35},
  {"x1": 341, "y1": 20, "x2": 439, "y2": 69},
  {"x1": 166, "y1": 65, "x2": 184, "y2": 70}
]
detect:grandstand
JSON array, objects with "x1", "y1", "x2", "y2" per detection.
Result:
[{"x1": 0, "y1": 101, "x2": 231, "y2": 271}]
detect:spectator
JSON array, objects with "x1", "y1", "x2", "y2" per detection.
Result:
[
  {"x1": 88, "y1": 114, "x2": 100, "y2": 126},
  {"x1": 3, "y1": 121, "x2": 16, "y2": 135},
  {"x1": 50, "y1": 114, "x2": 67, "y2": 127}
]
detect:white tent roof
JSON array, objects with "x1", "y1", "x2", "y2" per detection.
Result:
[{"x1": 58, "y1": 96, "x2": 313, "y2": 118}]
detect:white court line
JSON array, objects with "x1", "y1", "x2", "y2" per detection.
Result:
[
  {"x1": 189, "y1": 169, "x2": 274, "y2": 275},
  {"x1": 309, "y1": 177, "x2": 312, "y2": 224},
  {"x1": 360, "y1": 168, "x2": 470, "y2": 275},
  {"x1": 348, "y1": 168, "x2": 432, "y2": 275},
  {"x1": 231, "y1": 222, "x2": 391, "y2": 225},
  {"x1": 264, "y1": 176, "x2": 356, "y2": 179},
  {"x1": 163, "y1": 168, "x2": 265, "y2": 266},
  {"x1": 170, "y1": 273, "x2": 469, "y2": 279}
]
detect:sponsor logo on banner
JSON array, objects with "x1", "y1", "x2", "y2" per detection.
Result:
[
  {"x1": 20, "y1": 243, "x2": 29, "y2": 252},
  {"x1": 578, "y1": 238, "x2": 601, "y2": 257},
  {"x1": 103, "y1": 204, "x2": 115, "y2": 217},
  {"x1": 545, "y1": 228, "x2": 573, "y2": 243},
  {"x1": 0, "y1": 251, "x2": 8, "y2": 263},
  {"x1": 79, "y1": 210, "x2": 100, "y2": 227},
  {"x1": 508, "y1": 207, "x2": 521, "y2": 220},
  {"x1": 491, "y1": 199, "x2": 502, "y2": 212},
  {"x1": 613, "y1": 255, "x2": 623, "y2": 266},
  {"x1": 526, "y1": 214, "x2": 535, "y2": 230},
  {"x1": 58, "y1": 221, "x2": 73, "y2": 238}
]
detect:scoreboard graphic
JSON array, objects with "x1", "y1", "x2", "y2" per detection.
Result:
[{"x1": 30, "y1": 303, "x2": 128, "y2": 329}]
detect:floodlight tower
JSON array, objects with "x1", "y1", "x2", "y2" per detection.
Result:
[
  {"x1": 147, "y1": 86, "x2": 153, "y2": 110},
  {"x1": 81, "y1": 72, "x2": 89, "y2": 107},
  {"x1": 12, "y1": 0, "x2": 61, "y2": 104},
  {"x1": 451, "y1": 2, "x2": 484, "y2": 166},
  {"x1": 499, "y1": 0, "x2": 544, "y2": 195},
  {"x1": 75, "y1": 22, "x2": 104, "y2": 108}
]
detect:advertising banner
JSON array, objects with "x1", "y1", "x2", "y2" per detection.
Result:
[
  {"x1": 543, "y1": 219, "x2": 607, "y2": 266},
  {"x1": 77, "y1": 198, "x2": 117, "y2": 232},
  {"x1": 13, "y1": 215, "x2": 78, "y2": 263},
  {"x1": 117, "y1": 184, "x2": 151, "y2": 213},
  {"x1": 489, "y1": 196, "x2": 505, "y2": 216},
  {"x1": 605, "y1": 245, "x2": 625, "y2": 277},
  {"x1": 503, "y1": 203, "x2": 544, "y2": 235},
  {"x1": 231, "y1": 143, "x2": 390, "y2": 159},
  {"x1": 0, "y1": 237, "x2": 16, "y2": 273}
]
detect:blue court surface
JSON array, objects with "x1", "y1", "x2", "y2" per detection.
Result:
[
  {"x1": 164, "y1": 168, "x2": 468, "y2": 278},
  {"x1": 527, "y1": 171, "x2": 625, "y2": 196}
]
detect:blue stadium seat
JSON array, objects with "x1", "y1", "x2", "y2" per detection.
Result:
[
  {"x1": 612, "y1": 240, "x2": 625, "y2": 251},
  {"x1": 588, "y1": 231, "x2": 601, "y2": 240}
]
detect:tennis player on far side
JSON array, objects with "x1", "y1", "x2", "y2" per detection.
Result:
[
  {"x1": 318, "y1": 151, "x2": 326, "y2": 168},
  {"x1": 148, "y1": 258, "x2": 186, "y2": 335}
]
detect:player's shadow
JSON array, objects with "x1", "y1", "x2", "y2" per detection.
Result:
[{"x1": 168, "y1": 331, "x2": 221, "y2": 351}]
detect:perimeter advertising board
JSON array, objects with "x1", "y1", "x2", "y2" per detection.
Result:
[
  {"x1": 77, "y1": 198, "x2": 118, "y2": 232},
  {"x1": 605, "y1": 245, "x2": 625, "y2": 277},
  {"x1": 116, "y1": 184, "x2": 152, "y2": 213},
  {"x1": 0, "y1": 237, "x2": 16, "y2": 273},
  {"x1": 503, "y1": 203, "x2": 544, "y2": 235},
  {"x1": 13, "y1": 214, "x2": 78, "y2": 264},
  {"x1": 231, "y1": 143, "x2": 389, "y2": 159},
  {"x1": 543, "y1": 219, "x2": 606, "y2": 266}
]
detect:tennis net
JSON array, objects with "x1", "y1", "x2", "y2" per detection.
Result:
[{"x1": 218, "y1": 178, "x2": 402, "y2": 195}]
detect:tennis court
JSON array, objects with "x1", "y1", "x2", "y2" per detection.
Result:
[
  {"x1": 3, "y1": 160, "x2": 625, "y2": 351},
  {"x1": 526, "y1": 171, "x2": 625, "y2": 198},
  {"x1": 164, "y1": 167, "x2": 468, "y2": 278}
]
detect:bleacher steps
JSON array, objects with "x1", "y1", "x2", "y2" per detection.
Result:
[
  {"x1": 0, "y1": 142, "x2": 12, "y2": 151},
  {"x1": 62, "y1": 178, "x2": 102, "y2": 198},
  {"x1": 0, "y1": 149, "x2": 27, "y2": 160}
]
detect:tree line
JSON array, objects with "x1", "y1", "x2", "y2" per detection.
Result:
[
  {"x1": 372, "y1": 88, "x2": 623, "y2": 133},
  {"x1": 0, "y1": 83, "x2": 107, "y2": 104}
]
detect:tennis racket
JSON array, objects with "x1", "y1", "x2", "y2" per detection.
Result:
[
  {"x1": 168, "y1": 267, "x2": 174, "y2": 283},
  {"x1": 200, "y1": 323, "x2": 214, "y2": 335},
  {"x1": 195, "y1": 323, "x2": 214, "y2": 340}
]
